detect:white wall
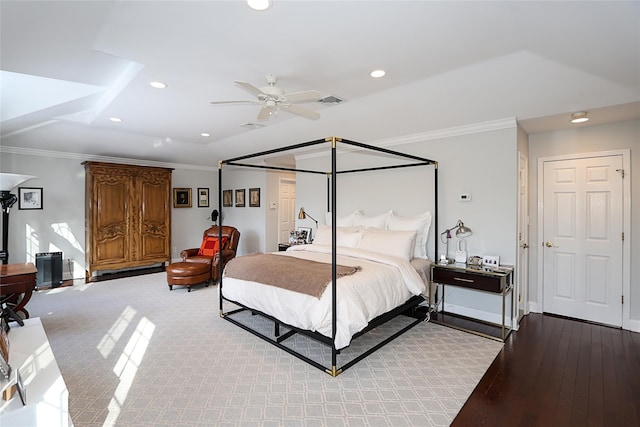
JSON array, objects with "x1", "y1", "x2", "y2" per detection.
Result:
[
  {"x1": 218, "y1": 167, "x2": 267, "y2": 256},
  {"x1": 294, "y1": 125, "x2": 520, "y2": 323},
  {"x1": 170, "y1": 167, "x2": 218, "y2": 259},
  {"x1": 0, "y1": 149, "x2": 216, "y2": 279},
  {"x1": 13, "y1": 119, "x2": 635, "y2": 328},
  {"x1": 528, "y1": 119, "x2": 640, "y2": 324}
]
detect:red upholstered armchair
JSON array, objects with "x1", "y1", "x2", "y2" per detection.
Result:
[{"x1": 180, "y1": 226, "x2": 240, "y2": 282}]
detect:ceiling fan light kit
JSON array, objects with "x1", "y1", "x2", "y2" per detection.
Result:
[{"x1": 211, "y1": 74, "x2": 322, "y2": 121}]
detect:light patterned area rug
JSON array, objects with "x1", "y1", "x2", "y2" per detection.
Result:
[{"x1": 26, "y1": 272, "x2": 502, "y2": 427}]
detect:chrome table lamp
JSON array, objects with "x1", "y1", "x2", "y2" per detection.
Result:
[{"x1": 439, "y1": 220, "x2": 472, "y2": 264}]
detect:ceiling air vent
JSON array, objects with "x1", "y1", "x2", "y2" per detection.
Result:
[
  {"x1": 241, "y1": 123, "x2": 265, "y2": 130},
  {"x1": 317, "y1": 95, "x2": 345, "y2": 104}
]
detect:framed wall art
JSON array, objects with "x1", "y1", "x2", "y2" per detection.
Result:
[
  {"x1": 235, "y1": 189, "x2": 245, "y2": 207},
  {"x1": 197, "y1": 187, "x2": 209, "y2": 208},
  {"x1": 249, "y1": 188, "x2": 260, "y2": 207},
  {"x1": 18, "y1": 187, "x2": 43, "y2": 210},
  {"x1": 173, "y1": 188, "x2": 192, "y2": 208},
  {"x1": 223, "y1": 190, "x2": 232, "y2": 207}
]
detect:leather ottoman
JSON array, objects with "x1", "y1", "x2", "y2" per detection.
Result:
[{"x1": 166, "y1": 262, "x2": 211, "y2": 292}]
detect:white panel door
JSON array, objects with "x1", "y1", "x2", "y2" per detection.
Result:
[
  {"x1": 278, "y1": 179, "x2": 296, "y2": 244},
  {"x1": 542, "y1": 155, "x2": 623, "y2": 326}
]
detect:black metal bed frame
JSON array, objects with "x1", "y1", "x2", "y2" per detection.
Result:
[{"x1": 217, "y1": 136, "x2": 438, "y2": 376}]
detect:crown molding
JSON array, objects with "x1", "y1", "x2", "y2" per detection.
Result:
[
  {"x1": 375, "y1": 117, "x2": 517, "y2": 148},
  {"x1": 295, "y1": 117, "x2": 518, "y2": 161},
  {"x1": 0, "y1": 145, "x2": 216, "y2": 172}
]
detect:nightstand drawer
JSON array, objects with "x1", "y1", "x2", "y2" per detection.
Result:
[{"x1": 432, "y1": 267, "x2": 505, "y2": 293}]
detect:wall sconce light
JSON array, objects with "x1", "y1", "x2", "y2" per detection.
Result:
[
  {"x1": 570, "y1": 111, "x2": 589, "y2": 124},
  {"x1": 298, "y1": 207, "x2": 318, "y2": 227}
]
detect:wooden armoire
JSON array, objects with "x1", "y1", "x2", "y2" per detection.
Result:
[{"x1": 83, "y1": 162, "x2": 172, "y2": 279}]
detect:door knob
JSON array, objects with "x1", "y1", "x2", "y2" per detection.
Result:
[{"x1": 545, "y1": 241, "x2": 558, "y2": 248}]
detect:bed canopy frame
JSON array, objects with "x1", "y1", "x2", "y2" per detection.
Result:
[{"x1": 217, "y1": 136, "x2": 438, "y2": 376}]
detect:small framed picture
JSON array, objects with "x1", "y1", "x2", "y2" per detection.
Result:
[
  {"x1": 0, "y1": 344, "x2": 10, "y2": 380},
  {"x1": 173, "y1": 188, "x2": 192, "y2": 208},
  {"x1": 197, "y1": 188, "x2": 209, "y2": 208},
  {"x1": 223, "y1": 190, "x2": 232, "y2": 207},
  {"x1": 297, "y1": 227, "x2": 312, "y2": 244},
  {"x1": 18, "y1": 187, "x2": 43, "y2": 210},
  {"x1": 249, "y1": 188, "x2": 260, "y2": 207},
  {"x1": 235, "y1": 189, "x2": 245, "y2": 207},
  {"x1": 16, "y1": 368, "x2": 26, "y2": 405},
  {"x1": 0, "y1": 318, "x2": 9, "y2": 364}
]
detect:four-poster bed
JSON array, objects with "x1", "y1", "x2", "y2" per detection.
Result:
[{"x1": 217, "y1": 136, "x2": 438, "y2": 376}]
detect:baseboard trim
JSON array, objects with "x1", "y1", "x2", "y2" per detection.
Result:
[{"x1": 623, "y1": 318, "x2": 640, "y2": 333}]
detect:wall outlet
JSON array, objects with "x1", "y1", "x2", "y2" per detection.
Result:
[
  {"x1": 483, "y1": 255, "x2": 500, "y2": 267},
  {"x1": 459, "y1": 193, "x2": 471, "y2": 202}
]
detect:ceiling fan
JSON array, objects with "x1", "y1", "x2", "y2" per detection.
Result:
[{"x1": 211, "y1": 74, "x2": 321, "y2": 121}]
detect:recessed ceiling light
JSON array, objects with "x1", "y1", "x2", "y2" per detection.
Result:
[
  {"x1": 150, "y1": 81, "x2": 168, "y2": 89},
  {"x1": 109, "y1": 117, "x2": 122, "y2": 122},
  {"x1": 370, "y1": 69, "x2": 386, "y2": 78},
  {"x1": 247, "y1": 0, "x2": 271, "y2": 11},
  {"x1": 200, "y1": 133, "x2": 210, "y2": 137},
  {"x1": 570, "y1": 111, "x2": 589, "y2": 123}
]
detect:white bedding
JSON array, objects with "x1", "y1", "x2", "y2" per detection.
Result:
[{"x1": 221, "y1": 244, "x2": 429, "y2": 349}]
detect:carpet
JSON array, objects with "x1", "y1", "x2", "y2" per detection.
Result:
[{"x1": 26, "y1": 272, "x2": 503, "y2": 427}]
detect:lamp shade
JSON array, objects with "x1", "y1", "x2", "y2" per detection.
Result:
[
  {"x1": 298, "y1": 208, "x2": 306, "y2": 220},
  {"x1": 455, "y1": 222, "x2": 472, "y2": 237},
  {"x1": 0, "y1": 173, "x2": 35, "y2": 192}
]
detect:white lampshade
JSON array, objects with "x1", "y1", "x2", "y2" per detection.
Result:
[{"x1": 0, "y1": 173, "x2": 35, "y2": 192}]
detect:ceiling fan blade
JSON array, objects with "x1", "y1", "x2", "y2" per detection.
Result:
[
  {"x1": 281, "y1": 104, "x2": 320, "y2": 120},
  {"x1": 257, "y1": 105, "x2": 273, "y2": 121},
  {"x1": 210, "y1": 100, "x2": 258, "y2": 105},
  {"x1": 235, "y1": 81, "x2": 265, "y2": 97},
  {"x1": 285, "y1": 90, "x2": 321, "y2": 103}
]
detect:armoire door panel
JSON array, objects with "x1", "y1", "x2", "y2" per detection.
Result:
[
  {"x1": 137, "y1": 171, "x2": 171, "y2": 260},
  {"x1": 92, "y1": 174, "x2": 131, "y2": 265}
]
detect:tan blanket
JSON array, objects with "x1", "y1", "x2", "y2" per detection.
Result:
[{"x1": 223, "y1": 253, "x2": 361, "y2": 298}]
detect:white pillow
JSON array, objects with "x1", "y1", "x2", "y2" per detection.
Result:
[
  {"x1": 325, "y1": 210, "x2": 362, "y2": 227},
  {"x1": 312, "y1": 225, "x2": 363, "y2": 248},
  {"x1": 357, "y1": 228, "x2": 417, "y2": 261},
  {"x1": 351, "y1": 210, "x2": 392, "y2": 229},
  {"x1": 387, "y1": 211, "x2": 432, "y2": 259}
]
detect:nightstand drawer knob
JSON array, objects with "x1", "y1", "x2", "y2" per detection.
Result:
[{"x1": 454, "y1": 277, "x2": 474, "y2": 283}]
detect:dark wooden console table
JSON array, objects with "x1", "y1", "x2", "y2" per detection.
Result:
[
  {"x1": 0, "y1": 262, "x2": 37, "y2": 325},
  {"x1": 429, "y1": 263, "x2": 514, "y2": 341}
]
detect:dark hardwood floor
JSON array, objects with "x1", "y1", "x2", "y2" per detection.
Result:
[{"x1": 453, "y1": 313, "x2": 640, "y2": 427}]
